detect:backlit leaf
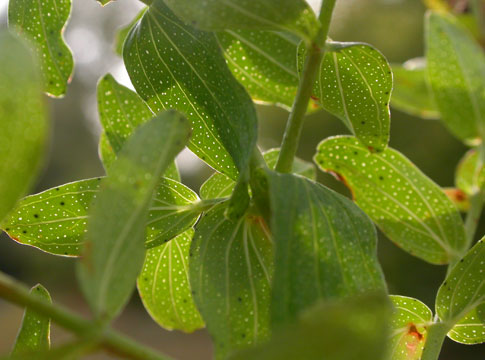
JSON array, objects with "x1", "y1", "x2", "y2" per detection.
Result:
[
  {"x1": 190, "y1": 202, "x2": 273, "y2": 359},
  {"x1": 123, "y1": 0, "x2": 258, "y2": 179},
  {"x1": 77, "y1": 111, "x2": 191, "y2": 320},
  {"x1": 138, "y1": 229, "x2": 204, "y2": 332},
  {"x1": 388, "y1": 295, "x2": 433, "y2": 360},
  {"x1": 267, "y1": 171, "x2": 386, "y2": 326},
  {"x1": 455, "y1": 149, "x2": 485, "y2": 195},
  {"x1": 391, "y1": 58, "x2": 439, "y2": 119},
  {"x1": 114, "y1": 8, "x2": 147, "y2": 56},
  {"x1": 303, "y1": 41, "x2": 392, "y2": 151},
  {"x1": 229, "y1": 293, "x2": 391, "y2": 360},
  {"x1": 11, "y1": 285, "x2": 51, "y2": 356},
  {"x1": 8, "y1": 0, "x2": 73, "y2": 97},
  {"x1": 163, "y1": 0, "x2": 319, "y2": 44},
  {"x1": 436, "y1": 239, "x2": 485, "y2": 344},
  {"x1": 426, "y1": 11, "x2": 485, "y2": 142},
  {"x1": 0, "y1": 32, "x2": 48, "y2": 223},
  {"x1": 315, "y1": 136, "x2": 467, "y2": 264}
]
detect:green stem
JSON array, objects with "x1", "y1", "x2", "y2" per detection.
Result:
[
  {"x1": 0, "y1": 272, "x2": 172, "y2": 360},
  {"x1": 421, "y1": 322, "x2": 451, "y2": 360},
  {"x1": 275, "y1": 0, "x2": 337, "y2": 173},
  {"x1": 464, "y1": 190, "x2": 484, "y2": 247}
]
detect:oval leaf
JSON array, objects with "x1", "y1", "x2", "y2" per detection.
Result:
[
  {"x1": 0, "y1": 32, "x2": 48, "y2": 223},
  {"x1": 77, "y1": 111, "x2": 191, "y2": 320},
  {"x1": 315, "y1": 136, "x2": 467, "y2": 264},
  {"x1": 123, "y1": 0, "x2": 258, "y2": 179},
  {"x1": 267, "y1": 171, "x2": 387, "y2": 326},
  {"x1": 8, "y1": 0, "x2": 73, "y2": 97},
  {"x1": 190, "y1": 202, "x2": 273, "y2": 359}
]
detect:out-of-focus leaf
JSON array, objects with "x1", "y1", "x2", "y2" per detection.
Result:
[
  {"x1": 124, "y1": 0, "x2": 258, "y2": 179},
  {"x1": 388, "y1": 295, "x2": 433, "y2": 360},
  {"x1": 97, "y1": 0, "x2": 113, "y2": 6},
  {"x1": 11, "y1": 285, "x2": 51, "y2": 356},
  {"x1": 115, "y1": 8, "x2": 146, "y2": 56},
  {"x1": 0, "y1": 32, "x2": 48, "y2": 223},
  {"x1": 302, "y1": 41, "x2": 392, "y2": 151},
  {"x1": 138, "y1": 229, "x2": 204, "y2": 332},
  {"x1": 391, "y1": 58, "x2": 440, "y2": 119},
  {"x1": 190, "y1": 202, "x2": 273, "y2": 359},
  {"x1": 2, "y1": 177, "x2": 199, "y2": 255},
  {"x1": 267, "y1": 171, "x2": 386, "y2": 326},
  {"x1": 229, "y1": 293, "x2": 391, "y2": 360},
  {"x1": 436, "y1": 239, "x2": 485, "y2": 344},
  {"x1": 163, "y1": 0, "x2": 319, "y2": 44},
  {"x1": 315, "y1": 136, "x2": 467, "y2": 265},
  {"x1": 443, "y1": 188, "x2": 469, "y2": 212},
  {"x1": 99, "y1": 132, "x2": 116, "y2": 172},
  {"x1": 8, "y1": 0, "x2": 73, "y2": 97},
  {"x1": 426, "y1": 11, "x2": 485, "y2": 142},
  {"x1": 455, "y1": 149, "x2": 485, "y2": 195},
  {"x1": 77, "y1": 111, "x2": 191, "y2": 320}
]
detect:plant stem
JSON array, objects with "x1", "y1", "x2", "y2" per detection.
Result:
[
  {"x1": 0, "y1": 271, "x2": 172, "y2": 360},
  {"x1": 421, "y1": 322, "x2": 451, "y2": 360},
  {"x1": 275, "y1": 0, "x2": 337, "y2": 173}
]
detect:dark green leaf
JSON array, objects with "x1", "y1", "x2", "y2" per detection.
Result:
[
  {"x1": 436, "y1": 239, "x2": 485, "y2": 344},
  {"x1": 163, "y1": 0, "x2": 319, "y2": 44},
  {"x1": 0, "y1": 32, "x2": 48, "y2": 223},
  {"x1": 455, "y1": 149, "x2": 485, "y2": 195},
  {"x1": 267, "y1": 171, "x2": 386, "y2": 326},
  {"x1": 77, "y1": 111, "x2": 191, "y2": 320},
  {"x1": 391, "y1": 58, "x2": 440, "y2": 119},
  {"x1": 115, "y1": 8, "x2": 147, "y2": 56},
  {"x1": 303, "y1": 41, "x2": 392, "y2": 151},
  {"x1": 388, "y1": 295, "x2": 433, "y2": 360},
  {"x1": 138, "y1": 229, "x2": 204, "y2": 332},
  {"x1": 123, "y1": 0, "x2": 258, "y2": 179},
  {"x1": 229, "y1": 293, "x2": 391, "y2": 360},
  {"x1": 190, "y1": 202, "x2": 273, "y2": 359},
  {"x1": 263, "y1": 149, "x2": 316, "y2": 180},
  {"x1": 315, "y1": 136, "x2": 467, "y2": 264},
  {"x1": 11, "y1": 284, "x2": 51, "y2": 356},
  {"x1": 426, "y1": 11, "x2": 485, "y2": 142},
  {"x1": 8, "y1": 0, "x2": 73, "y2": 97}
]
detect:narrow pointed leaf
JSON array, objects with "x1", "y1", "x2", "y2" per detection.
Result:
[
  {"x1": 391, "y1": 58, "x2": 440, "y2": 119},
  {"x1": 115, "y1": 8, "x2": 147, "y2": 56},
  {"x1": 315, "y1": 136, "x2": 467, "y2": 264},
  {"x1": 303, "y1": 42, "x2": 392, "y2": 151},
  {"x1": 436, "y1": 239, "x2": 485, "y2": 343},
  {"x1": 388, "y1": 295, "x2": 433, "y2": 360},
  {"x1": 267, "y1": 171, "x2": 387, "y2": 326},
  {"x1": 229, "y1": 294, "x2": 391, "y2": 360},
  {"x1": 123, "y1": 0, "x2": 258, "y2": 179},
  {"x1": 11, "y1": 284, "x2": 52, "y2": 356},
  {"x1": 8, "y1": 0, "x2": 73, "y2": 97},
  {"x1": 455, "y1": 149, "x2": 485, "y2": 195},
  {"x1": 0, "y1": 32, "x2": 48, "y2": 223},
  {"x1": 426, "y1": 11, "x2": 485, "y2": 142},
  {"x1": 163, "y1": 0, "x2": 319, "y2": 44},
  {"x1": 190, "y1": 202, "x2": 273, "y2": 359},
  {"x1": 138, "y1": 229, "x2": 204, "y2": 332},
  {"x1": 77, "y1": 111, "x2": 191, "y2": 319}
]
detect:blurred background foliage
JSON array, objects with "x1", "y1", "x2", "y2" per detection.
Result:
[{"x1": 0, "y1": 0, "x2": 483, "y2": 358}]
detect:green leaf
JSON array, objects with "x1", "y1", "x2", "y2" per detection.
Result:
[
  {"x1": 315, "y1": 136, "x2": 467, "y2": 265},
  {"x1": 388, "y1": 295, "x2": 433, "y2": 360},
  {"x1": 229, "y1": 293, "x2": 391, "y2": 360},
  {"x1": 216, "y1": 30, "x2": 299, "y2": 110},
  {"x1": 98, "y1": 132, "x2": 116, "y2": 172},
  {"x1": 302, "y1": 41, "x2": 392, "y2": 151},
  {"x1": 11, "y1": 284, "x2": 52, "y2": 356},
  {"x1": 426, "y1": 11, "x2": 485, "y2": 142},
  {"x1": 123, "y1": 0, "x2": 258, "y2": 179},
  {"x1": 138, "y1": 229, "x2": 204, "y2": 332},
  {"x1": 1, "y1": 176, "x2": 199, "y2": 256},
  {"x1": 97, "y1": 0, "x2": 113, "y2": 6},
  {"x1": 267, "y1": 171, "x2": 387, "y2": 326},
  {"x1": 0, "y1": 32, "x2": 48, "y2": 223},
  {"x1": 163, "y1": 0, "x2": 319, "y2": 44},
  {"x1": 8, "y1": 0, "x2": 73, "y2": 97},
  {"x1": 200, "y1": 149, "x2": 316, "y2": 200},
  {"x1": 436, "y1": 239, "x2": 485, "y2": 344},
  {"x1": 190, "y1": 202, "x2": 273, "y2": 359},
  {"x1": 77, "y1": 111, "x2": 191, "y2": 320},
  {"x1": 114, "y1": 8, "x2": 147, "y2": 56},
  {"x1": 455, "y1": 149, "x2": 485, "y2": 195},
  {"x1": 391, "y1": 58, "x2": 440, "y2": 119}
]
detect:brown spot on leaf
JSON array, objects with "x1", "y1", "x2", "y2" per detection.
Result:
[{"x1": 327, "y1": 171, "x2": 355, "y2": 200}]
